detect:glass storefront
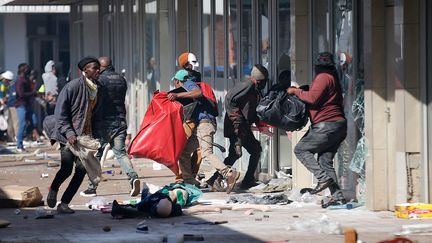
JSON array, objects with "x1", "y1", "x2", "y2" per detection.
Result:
[{"x1": 311, "y1": 0, "x2": 364, "y2": 200}]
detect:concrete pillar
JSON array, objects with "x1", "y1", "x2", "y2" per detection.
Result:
[
  {"x1": 363, "y1": 0, "x2": 389, "y2": 210},
  {"x1": 364, "y1": 0, "x2": 422, "y2": 210},
  {"x1": 290, "y1": 0, "x2": 314, "y2": 189}
]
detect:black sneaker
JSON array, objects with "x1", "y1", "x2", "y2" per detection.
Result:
[
  {"x1": 80, "y1": 188, "x2": 97, "y2": 197},
  {"x1": 57, "y1": 203, "x2": 75, "y2": 214},
  {"x1": 47, "y1": 189, "x2": 58, "y2": 208},
  {"x1": 321, "y1": 197, "x2": 347, "y2": 208}
]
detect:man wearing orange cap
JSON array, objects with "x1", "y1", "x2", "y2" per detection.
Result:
[{"x1": 176, "y1": 53, "x2": 240, "y2": 193}]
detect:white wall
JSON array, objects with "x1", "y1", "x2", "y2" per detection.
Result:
[{"x1": 4, "y1": 13, "x2": 26, "y2": 74}]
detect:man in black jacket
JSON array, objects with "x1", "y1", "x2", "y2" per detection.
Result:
[
  {"x1": 80, "y1": 56, "x2": 141, "y2": 198},
  {"x1": 46, "y1": 56, "x2": 100, "y2": 214},
  {"x1": 223, "y1": 64, "x2": 268, "y2": 189}
]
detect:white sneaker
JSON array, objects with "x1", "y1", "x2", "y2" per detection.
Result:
[{"x1": 130, "y1": 179, "x2": 141, "y2": 197}]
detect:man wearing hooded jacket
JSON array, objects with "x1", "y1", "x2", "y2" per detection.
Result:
[{"x1": 223, "y1": 64, "x2": 268, "y2": 189}]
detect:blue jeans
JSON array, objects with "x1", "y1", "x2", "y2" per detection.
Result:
[
  {"x1": 16, "y1": 105, "x2": 37, "y2": 149},
  {"x1": 89, "y1": 120, "x2": 137, "y2": 190},
  {"x1": 294, "y1": 120, "x2": 347, "y2": 199}
]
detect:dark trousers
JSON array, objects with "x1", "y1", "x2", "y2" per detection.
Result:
[
  {"x1": 50, "y1": 145, "x2": 87, "y2": 204},
  {"x1": 224, "y1": 128, "x2": 262, "y2": 183},
  {"x1": 294, "y1": 120, "x2": 347, "y2": 198}
]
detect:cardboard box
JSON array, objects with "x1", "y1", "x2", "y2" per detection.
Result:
[
  {"x1": 395, "y1": 203, "x2": 432, "y2": 219},
  {"x1": 0, "y1": 185, "x2": 43, "y2": 208}
]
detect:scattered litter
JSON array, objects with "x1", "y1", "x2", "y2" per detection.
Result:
[
  {"x1": 40, "y1": 173, "x2": 49, "y2": 178},
  {"x1": 136, "y1": 220, "x2": 148, "y2": 233},
  {"x1": 184, "y1": 220, "x2": 227, "y2": 225},
  {"x1": 103, "y1": 170, "x2": 115, "y2": 175},
  {"x1": 227, "y1": 193, "x2": 292, "y2": 205},
  {"x1": 24, "y1": 159, "x2": 36, "y2": 163},
  {"x1": 255, "y1": 218, "x2": 263, "y2": 221},
  {"x1": 395, "y1": 203, "x2": 432, "y2": 219},
  {"x1": 287, "y1": 215, "x2": 343, "y2": 235},
  {"x1": 47, "y1": 160, "x2": 60, "y2": 167},
  {"x1": 86, "y1": 197, "x2": 110, "y2": 210},
  {"x1": 119, "y1": 199, "x2": 141, "y2": 205},
  {"x1": 244, "y1": 209, "x2": 254, "y2": 215},
  {"x1": 0, "y1": 219, "x2": 11, "y2": 228},
  {"x1": 275, "y1": 170, "x2": 292, "y2": 179},
  {"x1": 102, "y1": 226, "x2": 111, "y2": 232},
  {"x1": 34, "y1": 207, "x2": 54, "y2": 219},
  {"x1": 293, "y1": 215, "x2": 299, "y2": 218},
  {"x1": 328, "y1": 201, "x2": 364, "y2": 210},
  {"x1": 263, "y1": 215, "x2": 270, "y2": 218},
  {"x1": 35, "y1": 152, "x2": 48, "y2": 159},
  {"x1": 249, "y1": 178, "x2": 292, "y2": 193},
  {"x1": 395, "y1": 224, "x2": 432, "y2": 235},
  {"x1": 14, "y1": 209, "x2": 21, "y2": 215},
  {"x1": 288, "y1": 189, "x2": 317, "y2": 205},
  {"x1": 163, "y1": 234, "x2": 204, "y2": 242},
  {"x1": 23, "y1": 215, "x2": 28, "y2": 219}
]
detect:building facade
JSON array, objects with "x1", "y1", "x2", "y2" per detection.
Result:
[{"x1": 5, "y1": 0, "x2": 431, "y2": 210}]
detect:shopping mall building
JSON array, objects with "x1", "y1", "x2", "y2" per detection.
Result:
[{"x1": 1, "y1": 0, "x2": 431, "y2": 210}]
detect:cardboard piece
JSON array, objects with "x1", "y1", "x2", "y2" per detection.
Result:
[{"x1": 0, "y1": 185, "x2": 43, "y2": 208}]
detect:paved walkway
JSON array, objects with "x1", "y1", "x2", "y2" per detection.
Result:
[{"x1": 0, "y1": 144, "x2": 431, "y2": 242}]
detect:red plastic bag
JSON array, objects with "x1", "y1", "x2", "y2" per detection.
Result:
[
  {"x1": 196, "y1": 82, "x2": 218, "y2": 116},
  {"x1": 128, "y1": 92, "x2": 187, "y2": 175}
]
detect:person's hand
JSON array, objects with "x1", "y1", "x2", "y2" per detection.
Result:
[
  {"x1": 125, "y1": 134, "x2": 131, "y2": 148},
  {"x1": 167, "y1": 93, "x2": 178, "y2": 101},
  {"x1": 287, "y1": 87, "x2": 298, "y2": 95},
  {"x1": 67, "y1": 135, "x2": 77, "y2": 145}
]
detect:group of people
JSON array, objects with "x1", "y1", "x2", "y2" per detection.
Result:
[
  {"x1": 39, "y1": 50, "x2": 348, "y2": 215},
  {"x1": 0, "y1": 60, "x2": 63, "y2": 150}
]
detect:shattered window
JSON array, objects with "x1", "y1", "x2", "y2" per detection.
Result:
[{"x1": 333, "y1": 0, "x2": 366, "y2": 202}]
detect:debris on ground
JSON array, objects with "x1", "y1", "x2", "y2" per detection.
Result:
[
  {"x1": 395, "y1": 203, "x2": 432, "y2": 219},
  {"x1": 86, "y1": 197, "x2": 111, "y2": 211},
  {"x1": 227, "y1": 193, "x2": 292, "y2": 205},
  {"x1": 328, "y1": 201, "x2": 364, "y2": 210},
  {"x1": 34, "y1": 207, "x2": 54, "y2": 219},
  {"x1": 136, "y1": 220, "x2": 148, "y2": 233},
  {"x1": 395, "y1": 223, "x2": 432, "y2": 235},
  {"x1": 0, "y1": 219, "x2": 11, "y2": 228},
  {"x1": 184, "y1": 220, "x2": 228, "y2": 225},
  {"x1": 0, "y1": 185, "x2": 43, "y2": 208},
  {"x1": 102, "y1": 226, "x2": 111, "y2": 232},
  {"x1": 286, "y1": 214, "x2": 343, "y2": 235}
]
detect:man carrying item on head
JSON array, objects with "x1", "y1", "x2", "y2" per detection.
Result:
[
  {"x1": 45, "y1": 56, "x2": 100, "y2": 214},
  {"x1": 177, "y1": 52, "x2": 240, "y2": 193},
  {"x1": 287, "y1": 52, "x2": 347, "y2": 208},
  {"x1": 223, "y1": 64, "x2": 268, "y2": 190},
  {"x1": 80, "y1": 56, "x2": 141, "y2": 198}
]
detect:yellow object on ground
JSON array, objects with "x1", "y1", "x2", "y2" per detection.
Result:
[{"x1": 395, "y1": 203, "x2": 432, "y2": 219}]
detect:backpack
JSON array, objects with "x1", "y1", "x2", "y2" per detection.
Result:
[
  {"x1": 256, "y1": 90, "x2": 308, "y2": 131},
  {"x1": 196, "y1": 82, "x2": 219, "y2": 117}
]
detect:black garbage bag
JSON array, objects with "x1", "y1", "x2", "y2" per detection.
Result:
[{"x1": 256, "y1": 90, "x2": 308, "y2": 131}]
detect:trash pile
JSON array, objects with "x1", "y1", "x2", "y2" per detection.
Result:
[{"x1": 286, "y1": 214, "x2": 343, "y2": 235}]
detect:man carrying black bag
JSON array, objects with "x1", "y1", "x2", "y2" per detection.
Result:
[{"x1": 287, "y1": 52, "x2": 347, "y2": 208}]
